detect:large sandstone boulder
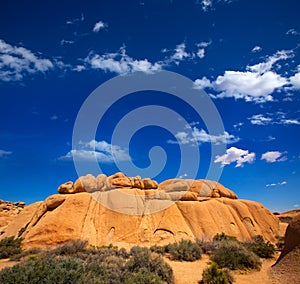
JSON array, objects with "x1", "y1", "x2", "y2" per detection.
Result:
[
  {"x1": 159, "y1": 179, "x2": 238, "y2": 200},
  {"x1": 0, "y1": 191, "x2": 280, "y2": 250},
  {"x1": 58, "y1": 173, "x2": 159, "y2": 194}
]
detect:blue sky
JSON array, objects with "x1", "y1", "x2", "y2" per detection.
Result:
[{"x1": 0, "y1": 0, "x2": 299, "y2": 212}]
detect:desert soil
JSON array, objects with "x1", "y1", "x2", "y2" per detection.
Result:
[
  {"x1": 166, "y1": 253, "x2": 281, "y2": 284},
  {"x1": 0, "y1": 252, "x2": 292, "y2": 284}
]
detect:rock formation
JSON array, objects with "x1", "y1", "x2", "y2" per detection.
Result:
[
  {"x1": 0, "y1": 200, "x2": 25, "y2": 235},
  {"x1": 0, "y1": 173, "x2": 280, "y2": 250},
  {"x1": 272, "y1": 214, "x2": 300, "y2": 283}
]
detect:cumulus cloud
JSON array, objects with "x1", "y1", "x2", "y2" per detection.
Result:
[
  {"x1": 196, "y1": 41, "x2": 211, "y2": 59},
  {"x1": 93, "y1": 20, "x2": 107, "y2": 32},
  {"x1": 59, "y1": 139, "x2": 130, "y2": 163},
  {"x1": 170, "y1": 43, "x2": 191, "y2": 63},
  {"x1": 194, "y1": 50, "x2": 293, "y2": 103},
  {"x1": 261, "y1": 151, "x2": 287, "y2": 163},
  {"x1": 266, "y1": 181, "x2": 287, "y2": 187},
  {"x1": 0, "y1": 39, "x2": 54, "y2": 81},
  {"x1": 251, "y1": 46, "x2": 262, "y2": 53},
  {"x1": 289, "y1": 66, "x2": 300, "y2": 89},
  {"x1": 168, "y1": 127, "x2": 239, "y2": 145},
  {"x1": 214, "y1": 147, "x2": 256, "y2": 167},
  {"x1": 0, "y1": 149, "x2": 12, "y2": 157},
  {"x1": 84, "y1": 46, "x2": 163, "y2": 75}
]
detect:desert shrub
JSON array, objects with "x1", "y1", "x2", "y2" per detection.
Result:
[
  {"x1": 166, "y1": 239, "x2": 202, "y2": 261},
  {"x1": 244, "y1": 235, "x2": 275, "y2": 259},
  {"x1": 200, "y1": 262, "x2": 234, "y2": 284},
  {"x1": 0, "y1": 244, "x2": 174, "y2": 284},
  {"x1": 213, "y1": 233, "x2": 238, "y2": 243},
  {"x1": 0, "y1": 237, "x2": 23, "y2": 259},
  {"x1": 0, "y1": 255, "x2": 83, "y2": 284},
  {"x1": 126, "y1": 246, "x2": 174, "y2": 284},
  {"x1": 150, "y1": 244, "x2": 167, "y2": 254},
  {"x1": 51, "y1": 239, "x2": 88, "y2": 256},
  {"x1": 124, "y1": 268, "x2": 165, "y2": 284},
  {"x1": 211, "y1": 240, "x2": 261, "y2": 270},
  {"x1": 275, "y1": 235, "x2": 285, "y2": 251}
]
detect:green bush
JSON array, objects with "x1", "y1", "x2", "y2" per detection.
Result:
[
  {"x1": 0, "y1": 255, "x2": 83, "y2": 284},
  {"x1": 200, "y1": 262, "x2": 234, "y2": 284},
  {"x1": 51, "y1": 239, "x2": 88, "y2": 256},
  {"x1": 211, "y1": 240, "x2": 261, "y2": 270},
  {"x1": 244, "y1": 235, "x2": 275, "y2": 259},
  {"x1": 166, "y1": 239, "x2": 202, "y2": 261},
  {"x1": 124, "y1": 268, "x2": 165, "y2": 284},
  {"x1": 213, "y1": 233, "x2": 238, "y2": 243},
  {"x1": 126, "y1": 246, "x2": 174, "y2": 283},
  {"x1": 0, "y1": 244, "x2": 174, "y2": 284},
  {"x1": 0, "y1": 237, "x2": 23, "y2": 259}
]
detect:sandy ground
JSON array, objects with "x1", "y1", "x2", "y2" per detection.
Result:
[
  {"x1": 0, "y1": 259, "x2": 18, "y2": 270},
  {"x1": 0, "y1": 253, "x2": 290, "y2": 284},
  {"x1": 166, "y1": 254, "x2": 281, "y2": 284}
]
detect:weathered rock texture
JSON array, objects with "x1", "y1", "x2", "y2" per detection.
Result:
[
  {"x1": 0, "y1": 175, "x2": 280, "y2": 249},
  {"x1": 272, "y1": 214, "x2": 300, "y2": 283},
  {"x1": 0, "y1": 200, "x2": 25, "y2": 235}
]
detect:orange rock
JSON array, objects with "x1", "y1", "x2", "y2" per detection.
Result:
[{"x1": 0, "y1": 191, "x2": 279, "y2": 249}]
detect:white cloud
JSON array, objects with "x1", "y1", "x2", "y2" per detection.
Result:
[
  {"x1": 247, "y1": 50, "x2": 293, "y2": 74},
  {"x1": 197, "y1": 48, "x2": 205, "y2": 59},
  {"x1": 251, "y1": 46, "x2": 262, "y2": 53},
  {"x1": 93, "y1": 21, "x2": 107, "y2": 32},
  {"x1": 66, "y1": 13, "x2": 84, "y2": 25},
  {"x1": 0, "y1": 39, "x2": 54, "y2": 81},
  {"x1": 194, "y1": 50, "x2": 293, "y2": 103},
  {"x1": 289, "y1": 68, "x2": 300, "y2": 89},
  {"x1": 59, "y1": 139, "x2": 130, "y2": 163},
  {"x1": 201, "y1": 0, "x2": 213, "y2": 11},
  {"x1": 197, "y1": 0, "x2": 234, "y2": 12},
  {"x1": 84, "y1": 46, "x2": 163, "y2": 75},
  {"x1": 0, "y1": 149, "x2": 12, "y2": 157},
  {"x1": 60, "y1": 39, "x2": 75, "y2": 45},
  {"x1": 261, "y1": 151, "x2": 287, "y2": 163},
  {"x1": 197, "y1": 41, "x2": 212, "y2": 48},
  {"x1": 214, "y1": 147, "x2": 256, "y2": 167},
  {"x1": 286, "y1": 28, "x2": 300, "y2": 36},
  {"x1": 168, "y1": 127, "x2": 239, "y2": 145},
  {"x1": 266, "y1": 181, "x2": 287, "y2": 187},
  {"x1": 248, "y1": 113, "x2": 300, "y2": 126},
  {"x1": 193, "y1": 77, "x2": 213, "y2": 89},
  {"x1": 249, "y1": 114, "x2": 273, "y2": 125},
  {"x1": 170, "y1": 43, "x2": 191, "y2": 63}
]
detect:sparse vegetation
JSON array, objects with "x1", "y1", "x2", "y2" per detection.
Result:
[
  {"x1": 200, "y1": 262, "x2": 234, "y2": 284},
  {"x1": 0, "y1": 241, "x2": 174, "y2": 284},
  {"x1": 0, "y1": 237, "x2": 22, "y2": 259},
  {"x1": 244, "y1": 235, "x2": 275, "y2": 259},
  {"x1": 210, "y1": 238, "x2": 261, "y2": 270},
  {"x1": 150, "y1": 239, "x2": 202, "y2": 261}
]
